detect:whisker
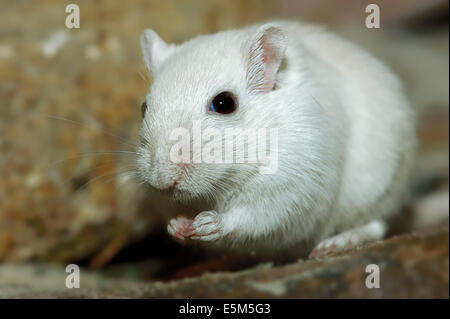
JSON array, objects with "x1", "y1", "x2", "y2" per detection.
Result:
[
  {"x1": 100, "y1": 169, "x2": 138, "y2": 188},
  {"x1": 49, "y1": 151, "x2": 136, "y2": 167},
  {"x1": 47, "y1": 115, "x2": 137, "y2": 149},
  {"x1": 71, "y1": 167, "x2": 136, "y2": 193},
  {"x1": 138, "y1": 69, "x2": 150, "y2": 85},
  {"x1": 59, "y1": 161, "x2": 134, "y2": 187}
]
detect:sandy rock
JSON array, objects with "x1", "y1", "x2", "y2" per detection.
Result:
[{"x1": 0, "y1": 228, "x2": 447, "y2": 298}]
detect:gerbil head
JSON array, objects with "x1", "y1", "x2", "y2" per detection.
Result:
[{"x1": 136, "y1": 24, "x2": 287, "y2": 202}]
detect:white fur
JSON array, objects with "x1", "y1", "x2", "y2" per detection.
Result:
[{"x1": 137, "y1": 21, "x2": 417, "y2": 258}]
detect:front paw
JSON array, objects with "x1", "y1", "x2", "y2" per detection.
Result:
[
  {"x1": 187, "y1": 210, "x2": 224, "y2": 241},
  {"x1": 167, "y1": 216, "x2": 194, "y2": 240}
]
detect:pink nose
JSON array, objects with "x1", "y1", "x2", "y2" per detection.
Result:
[{"x1": 157, "y1": 180, "x2": 178, "y2": 191}]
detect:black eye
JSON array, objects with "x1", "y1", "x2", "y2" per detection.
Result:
[
  {"x1": 141, "y1": 101, "x2": 147, "y2": 118},
  {"x1": 210, "y1": 91, "x2": 237, "y2": 114}
]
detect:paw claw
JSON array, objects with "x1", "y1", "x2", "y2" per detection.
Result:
[
  {"x1": 308, "y1": 249, "x2": 318, "y2": 259},
  {"x1": 309, "y1": 236, "x2": 353, "y2": 259},
  {"x1": 188, "y1": 211, "x2": 223, "y2": 241},
  {"x1": 167, "y1": 216, "x2": 194, "y2": 241},
  {"x1": 309, "y1": 225, "x2": 381, "y2": 259}
]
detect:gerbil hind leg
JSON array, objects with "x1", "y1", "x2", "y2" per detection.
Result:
[{"x1": 308, "y1": 220, "x2": 387, "y2": 259}]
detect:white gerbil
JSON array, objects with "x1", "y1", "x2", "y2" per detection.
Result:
[{"x1": 136, "y1": 21, "x2": 416, "y2": 259}]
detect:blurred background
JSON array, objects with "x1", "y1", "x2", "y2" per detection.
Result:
[{"x1": 0, "y1": 0, "x2": 448, "y2": 297}]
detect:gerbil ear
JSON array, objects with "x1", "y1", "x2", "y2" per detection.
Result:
[
  {"x1": 140, "y1": 29, "x2": 175, "y2": 76},
  {"x1": 244, "y1": 24, "x2": 287, "y2": 93}
]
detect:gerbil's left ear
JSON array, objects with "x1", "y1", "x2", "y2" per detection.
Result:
[
  {"x1": 140, "y1": 29, "x2": 175, "y2": 76},
  {"x1": 244, "y1": 24, "x2": 287, "y2": 93}
]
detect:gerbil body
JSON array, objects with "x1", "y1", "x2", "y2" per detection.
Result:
[{"x1": 137, "y1": 21, "x2": 416, "y2": 258}]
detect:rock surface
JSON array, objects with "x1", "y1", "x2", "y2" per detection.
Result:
[{"x1": 0, "y1": 228, "x2": 448, "y2": 298}]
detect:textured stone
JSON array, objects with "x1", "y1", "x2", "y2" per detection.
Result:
[{"x1": 0, "y1": 228, "x2": 448, "y2": 298}]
